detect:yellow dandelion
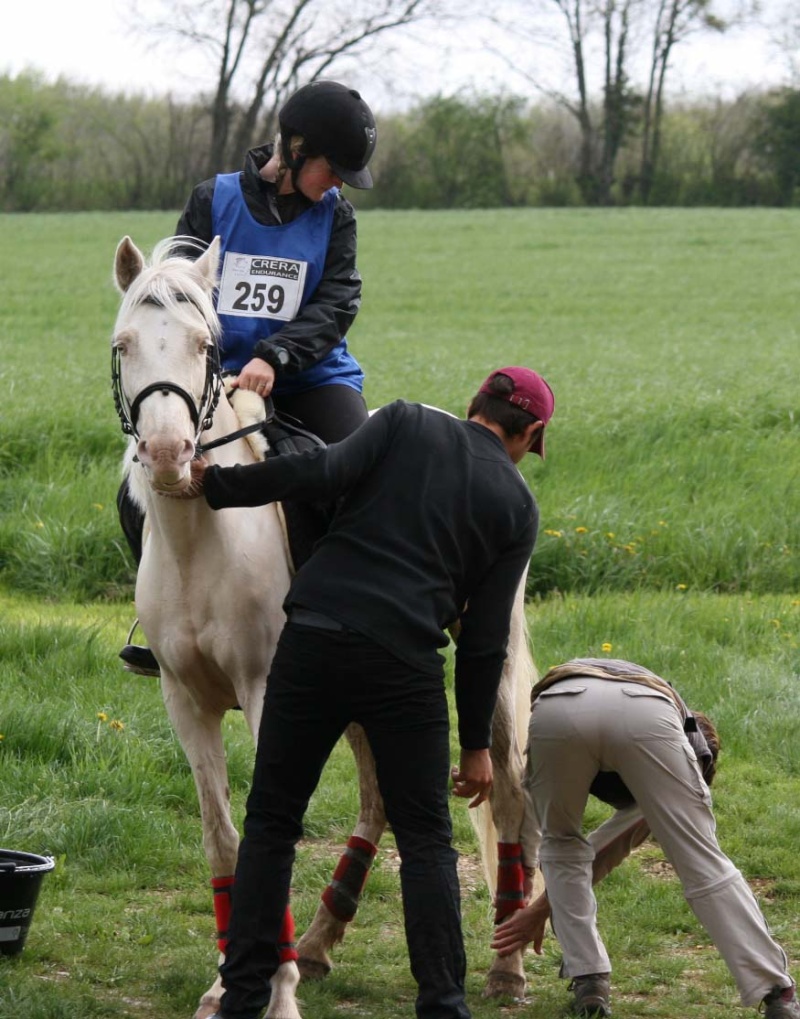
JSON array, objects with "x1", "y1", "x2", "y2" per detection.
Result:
[
  {"x1": 792, "y1": 600, "x2": 800, "y2": 607},
  {"x1": 109, "y1": 719, "x2": 125, "y2": 731},
  {"x1": 92, "y1": 503, "x2": 104, "y2": 511},
  {"x1": 770, "y1": 619, "x2": 781, "y2": 629},
  {"x1": 659, "y1": 520, "x2": 667, "y2": 527},
  {"x1": 0, "y1": 734, "x2": 5, "y2": 742},
  {"x1": 544, "y1": 529, "x2": 563, "y2": 538},
  {"x1": 34, "y1": 521, "x2": 45, "y2": 529},
  {"x1": 676, "y1": 584, "x2": 688, "y2": 591},
  {"x1": 605, "y1": 532, "x2": 615, "y2": 539},
  {"x1": 623, "y1": 543, "x2": 636, "y2": 554},
  {"x1": 97, "y1": 711, "x2": 108, "y2": 722},
  {"x1": 601, "y1": 642, "x2": 613, "y2": 653},
  {"x1": 575, "y1": 526, "x2": 588, "y2": 534}
]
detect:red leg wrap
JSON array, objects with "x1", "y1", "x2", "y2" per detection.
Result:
[
  {"x1": 278, "y1": 906, "x2": 298, "y2": 964},
  {"x1": 212, "y1": 876, "x2": 297, "y2": 963},
  {"x1": 495, "y1": 842, "x2": 525, "y2": 924},
  {"x1": 211, "y1": 875, "x2": 235, "y2": 952},
  {"x1": 320, "y1": 835, "x2": 378, "y2": 923}
]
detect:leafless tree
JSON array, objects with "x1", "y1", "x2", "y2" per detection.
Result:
[
  {"x1": 638, "y1": 0, "x2": 726, "y2": 203},
  {"x1": 765, "y1": 0, "x2": 800, "y2": 85},
  {"x1": 484, "y1": 0, "x2": 741, "y2": 204},
  {"x1": 129, "y1": 0, "x2": 439, "y2": 174}
]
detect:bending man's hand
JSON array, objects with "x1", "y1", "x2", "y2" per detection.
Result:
[
  {"x1": 491, "y1": 894, "x2": 550, "y2": 957},
  {"x1": 451, "y1": 748, "x2": 492, "y2": 808}
]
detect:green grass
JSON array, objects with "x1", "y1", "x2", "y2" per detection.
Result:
[
  {"x1": 1, "y1": 208, "x2": 798, "y2": 599},
  {"x1": 1, "y1": 208, "x2": 799, "y2": 1018},
  {"x1": 1, "y1": 589, "x2": 798, "y2": 1019}
]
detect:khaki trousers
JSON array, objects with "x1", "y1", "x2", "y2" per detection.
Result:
[{"x1": 524, "y1": 677, "x2": 791, "y2": 1006}]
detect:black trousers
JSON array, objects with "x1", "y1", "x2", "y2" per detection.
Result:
[
  {"x1": 116, "y1": 383, "x2": 368, "y2": 565},
  {"x1": 219, "y1": 621, "x2": 471, "y2": 1019}
]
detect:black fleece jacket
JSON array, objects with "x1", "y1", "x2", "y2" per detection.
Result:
[{"x1": 203, "y1": 400, "x2": 539, "y2": 750}]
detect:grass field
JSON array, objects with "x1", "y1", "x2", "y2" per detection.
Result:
[{"x1": 0, "y1": 207, "x2": 799, "y2": 1019}]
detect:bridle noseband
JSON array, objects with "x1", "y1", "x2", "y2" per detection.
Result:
[
  {"x1": 112, "y1": 292, "x2": 269, "y2": 460},
  {"x1": 112, "y1": 292, "x2": 224, "y2": 452}
]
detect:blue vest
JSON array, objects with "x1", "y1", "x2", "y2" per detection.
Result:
[{"x1": 211, "y1": 172, "x2": 363, "y2": 394}]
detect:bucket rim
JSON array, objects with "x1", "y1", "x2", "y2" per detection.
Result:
[{"x1": 0, "y1": 849, "x2": 56, "y2": 874}]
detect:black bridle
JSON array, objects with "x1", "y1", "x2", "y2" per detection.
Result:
[
  {"x1": 111, "y1": 340, "x2": 223, "y2": 446},
  {"x1": 111, "y1": 294, "x2": 262, "y2": 458}
]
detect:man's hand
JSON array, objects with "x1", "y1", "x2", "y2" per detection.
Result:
[
  {"x1": 451, "y1": 748, "x2": 493, "y2": 808},
  {"x1": 491, "y1": 893, "x2": 550, "y2": 957},
  {"x1": 156, "y1": 456, "x2": 209, "y2": 499},
  {"x1": 230, "y1": 357, "x2": 276, "y2": 398}
]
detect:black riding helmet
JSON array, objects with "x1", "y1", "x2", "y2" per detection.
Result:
[{"x1": 279, "y1": 80, "x2": 377, "y2": 190}]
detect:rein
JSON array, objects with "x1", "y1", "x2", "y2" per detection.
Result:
[{"x1": 196, "y1": 420, "x2": 265, "y2": 457}]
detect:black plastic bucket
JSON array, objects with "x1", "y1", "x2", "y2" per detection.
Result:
[{"x1": 0, "y1": 849, "x2": 56, "y2": 955}]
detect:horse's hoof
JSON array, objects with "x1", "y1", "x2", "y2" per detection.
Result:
[
  {"x1": 296, "y1": 955, "x2": 332, "y2": 981},
  {"x1": 482, "y1": 972, "x2": 526, "y2": 999},
  {"x1": 193, "y1": 997, "x2": 221, "y2": 1019}
]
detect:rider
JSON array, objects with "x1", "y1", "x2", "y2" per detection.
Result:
[{"x1": 119, "y1": 80, "x2": 377, "y2": 676}]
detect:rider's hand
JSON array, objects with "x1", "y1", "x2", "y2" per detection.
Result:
[{"x1": 230, "y1": 358, "x2": 276, "y2": 398}]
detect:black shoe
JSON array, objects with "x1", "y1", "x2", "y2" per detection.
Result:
[
  {"x1": 119, "y1": 644, "x2": 160, "y2": 677},
  {"x1": 763, "y1": 984, "x2": 800, "y2": 1019},
  {"x1": 569, "y1": 973, "x2": 611, "y2": 1017}
]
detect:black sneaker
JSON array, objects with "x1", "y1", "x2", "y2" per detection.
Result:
[
  {"x1": 119, "y1": 644, "x2": 160, "y2": 677},
  {"x1": 763, "y1": 984, "x2": 800, "y2": 1019},
  {"x1": 569, "y1": 973, "x2": 611, "y2": 1017}
]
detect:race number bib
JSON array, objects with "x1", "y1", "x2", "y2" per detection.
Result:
[{"x1": 217, "y1": 252, "x2": 308, "y2": 322}]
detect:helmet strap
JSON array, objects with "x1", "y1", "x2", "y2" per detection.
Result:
[
  {"x1": 280, "y1": 131, "x2": 307, "y2": 193},
  {"x1": 289, "y1": 155, "x2": 306, "y2": 192}
]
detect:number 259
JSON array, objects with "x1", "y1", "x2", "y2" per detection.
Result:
[{"x1": 232, "y1": 281, "x2": 285, "y2": 314}]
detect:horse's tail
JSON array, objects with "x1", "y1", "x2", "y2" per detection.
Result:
[
  {"x1": 470, "y1": 800, "x2": 499, "y2": 895},
  {"x1": 468, "y1": 571, "x2": 537, "y2": 896}
]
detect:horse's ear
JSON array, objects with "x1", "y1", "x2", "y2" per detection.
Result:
[
  {"x1": 193, "y1": 236, "x2": 221, "y2": 292},
  {"x1": 115, "y1": 236, "x2": 145, "y2": 293}
]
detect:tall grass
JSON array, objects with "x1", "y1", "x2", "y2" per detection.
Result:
[
  {"x1": 1, "y1": 209, "x2": 798, "y2": 599},
  {"x1": 1, "y1": 588, "x2": 798, "y2": 1019}
]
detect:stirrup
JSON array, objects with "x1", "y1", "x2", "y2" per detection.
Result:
[{"x1": 120, "y1": 619, "x2": 160, "y2": 677}]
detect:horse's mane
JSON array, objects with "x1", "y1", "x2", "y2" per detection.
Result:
[{"x1": 116, "y1": 236, "x2": 222, "y2": 341}]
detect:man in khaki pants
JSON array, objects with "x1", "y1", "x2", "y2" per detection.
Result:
[{"x1": 493, "y1": 658, "x2": 799, "y2": 1019}]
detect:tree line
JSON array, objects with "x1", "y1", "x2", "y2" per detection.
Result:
[{"x1": 1, "y1": 70, "x2": 798, "y2": 212}]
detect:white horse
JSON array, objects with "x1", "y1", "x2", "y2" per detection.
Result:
[{"x1": 111, "y1": 235, "x2": 541, "y2": 1019}]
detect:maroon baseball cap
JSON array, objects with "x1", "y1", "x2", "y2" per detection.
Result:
[{"x1": 479, "y1": 367, "x2": 555, "y2": 457}]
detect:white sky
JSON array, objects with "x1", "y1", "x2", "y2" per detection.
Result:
[{"x1": 0, "y1": 0, "x2": 794, "y2": 110}]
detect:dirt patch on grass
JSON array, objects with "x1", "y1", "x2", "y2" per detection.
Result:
[{"x1": 300, "y1": 836, "x2": 487, "y2": 894}]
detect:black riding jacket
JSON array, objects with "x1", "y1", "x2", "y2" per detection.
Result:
[{"x1": 175, "y1": 144, "x2": 363, "y2": 378}]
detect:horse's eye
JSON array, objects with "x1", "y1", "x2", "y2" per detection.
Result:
[{"x1": 114, "y1": 329, "x2": 135, "y2": 354}]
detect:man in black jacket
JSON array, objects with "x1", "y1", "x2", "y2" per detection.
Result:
[{"x1": 172, "y1": 366, "x2": 554, "y2": 1019}]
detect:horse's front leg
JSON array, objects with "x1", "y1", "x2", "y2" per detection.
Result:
[
  {"x1": 296, "y1": 722, "x2": 386, "y2": 981},
  {"x1": 161, "y1": 675, "x2": 302, "y2": 1019}
]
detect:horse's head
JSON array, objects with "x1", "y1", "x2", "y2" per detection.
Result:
[{"x1": 112, "y1": 235, "x2": 222, "y2": 494}]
